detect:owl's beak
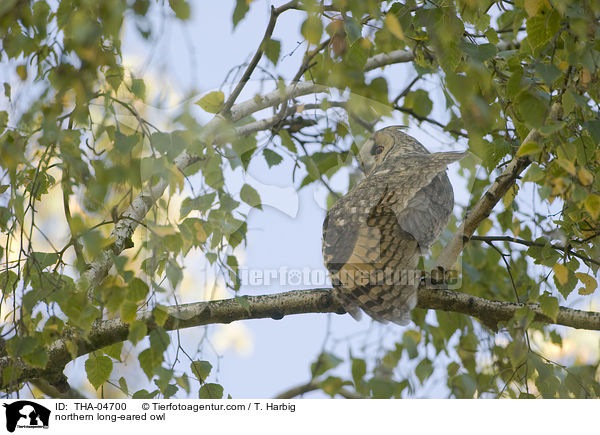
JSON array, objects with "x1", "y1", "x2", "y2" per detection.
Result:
[
  {"x1": 357, "y1": 156, "x2": 366, "y2": 173},
  {"x1": 356, "y1": 139, "x2": 372, "y2": 173}
]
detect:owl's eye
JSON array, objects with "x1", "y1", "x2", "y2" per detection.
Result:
[{"x1": 373, "y1": 145, "x2": 384, "y2": 155}]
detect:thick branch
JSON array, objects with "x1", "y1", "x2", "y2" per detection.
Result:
[
  {"x1": 4, "y1": 286, "x2": 600, "y2": 389},
  {"x1": 436, "y1": 103, "x2": 562, "y2": 271},
  {"x1": 417, "y1": 288, "x2": 600, "y2": 331}
]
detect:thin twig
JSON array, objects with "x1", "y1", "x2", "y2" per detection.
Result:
[
  {"x1": 471, "y1": 235, "x2": 600, "y2": 267},
  {"x1": 221, "y1": 1, "x2": 299, "y2": 114}
]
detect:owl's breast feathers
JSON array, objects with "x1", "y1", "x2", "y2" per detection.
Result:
[{"x1": 322, "y1": 151, "x2": 467, "y2": 325}]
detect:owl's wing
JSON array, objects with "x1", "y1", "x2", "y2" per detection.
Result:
[
  {"x1": 322, "y1": 151, "x2": 466, "y2": 323},
  {"x1": 395, "y1": 172, "x2": 455, "y2": 253},
  {"x1": 323, "y1": 151, "x2": 466, "y2": 268}
]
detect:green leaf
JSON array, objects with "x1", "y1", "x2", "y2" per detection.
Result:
[
  {"x1": 30, "y1": 252, "x2": 59, "y2": 269},
  {"x1": 180, "y1": 193, "x2": 216, "y2": 217},
  {"x1": 106, "y1": 66, "x2": 124, "y2": 91},
  {"x1": 120, "y1": 300, "x2": 138, "y2": 322},
  {"x1": 199, "y1": 383, "x2": 224, "y2": 398},
  {"x1": 369, "y1": 377, "x2": 395, "y2": 398},
  {"x1": 133, "y1": 0, "x2": 150, "y2": 15},
  {"x1": 128, "y1": 320, "x2": 147, "y2": 345},
  {"x1": 176, "y1": 374, "x2": 190, "y2": 393},
  {"x1": 23, "y1": 346, "x2": 48, "y2": 368},
  {"x1": 138, "y1": 348, "x2": 161, "y2": 379},
  {"x1": 103, "y1": 342, "x2": 123, "y2": 361},
  {"x1": 539, "y1": 294, "x2": 559, "y2": 321},
  {"x1": 460, "y1": 42, "x2": 497, "y2": 63},
  {"x1": 149, "y1": 327, "x2": 170, "y2": 355},
  {"x1": 352, "y1": 358, "x2": 366, "y2": 387},
  {"x1": 403, "y1": 89, "x2": 432, "y2": 118},
  {"x1": 278, "y1": 129, "x2": 297, "y2": 153},
  {"x1": 415, "y1": 358, "x2": 434, "y2": 384},
  {"x1": 262, "y1": 148, "x2": 283, "y2": 167},
  {"x1": 85, "y1": 355, "x2": 113, "y2": 390},
  {"x1": 190, "y1": 360, "x2": 212, "y2": 382},
  {"x1": 236, "y1": 296, "x2": 251, "y2": 315},
  {"x1": 526, "y1": 12, "x2": 560, "y2": 50},
  {"x1": 240, "y1": 183, "x2": 261, "y2": 210},
  {"x1": 556, "y1": 158, "x2": 575, "y2": 176},
  {"x1": 232, "y1": 0, "x2": 251, "y2": 28},
  {"x1": 169, "y1": 0, "x2": 190, "y2": 20},
  {"x1": 526, "y1": 15, "x2": 549, "y2": 49},
  {"x1": 128, "y1": 278, "x2": 149, "y2": 302},
  {"x1": 535, "y1": 62, "x2": 561, "y2": 86},
  {"x1": 0, "y1": 111, "x2": 7, "y2": 135},
  {"x1": 6, "y1": 336, "x2": 37, "y2": 358},
  {"x1": 131, "y1": 78, "x2": 146, "y2": 99},
  {"x1": 321, "y1": 376, "x2": 346, "y2": 397},
  {"x1": 301, "y1": 15, "x2": 323, "y2": 45},
  {"x1": 311, "y1": 352, "x2": 343, "y2": 377},
  {"x1": 584, "y1": 194, "x2": 600, "y2": 219},
  {"x1": 118, "y1": 377, "x2": 129, "y2": 395},
  {"x1": 166, "y1": 259, "x2": 183, "y2": 288},
  {"x1": 402, "y1": 330, "x2": 421, "y2": 359},
  {"x1": 516, "y1": 92, "x2": 548, "y2": 128},
  {"x1": 583, "y1": 120, "x2": 600, "y2": 144},
  {"x1": 132, "y1": 389, "x2": 159, "y2": 399},
  {"x1": 0, "y1": 270, "x2": 18, "y2": 295},
  {"x1": 114, "y1": 131, "x2": 139, "y2": 155},
  {"x1": 264, "y1": 38, "x2": 281, "y2": 65},
  {"x1": 195, "y1": 91, "x2": 225, "y2": 113},
  {"x1": 150, "y1": 132, "x2": 186, "y2": 160}
]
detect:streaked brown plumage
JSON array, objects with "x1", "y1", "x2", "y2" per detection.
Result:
[{"x1": 322, "y1": 126, "x2": 466, "y2": 325}]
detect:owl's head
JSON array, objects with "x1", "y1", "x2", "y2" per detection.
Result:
[{"x1": 357, "y1": 125, "x2": 430, "y2": 174}]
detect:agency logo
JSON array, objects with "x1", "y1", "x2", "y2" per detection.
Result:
[{"x1": 2, "y1": 401, "x2": 50, "y2": 432}]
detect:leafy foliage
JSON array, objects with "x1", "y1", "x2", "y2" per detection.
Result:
[{"x1": 0, "y1": 0, "x2": 599, "y2": 398}]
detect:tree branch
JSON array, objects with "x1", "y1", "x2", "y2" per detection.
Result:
[
  {"x1": 275, "y1": 379, "x2": 364, "y2": 399},
  {"x1": 4, "y1": 285, "x2": 600, "y2": 389},
  {"x1": 436, "y1": 103, "x2": 563, "y2": 271},
  {"x1": 82, "y1": 49, "x2": 416, "y2": 296},
  {"x1": 221, "y1": 0, "x2": 299, "y2": 114},
  {"x1": 470, "y1": 235, "x2": 600, "y2": 267}
]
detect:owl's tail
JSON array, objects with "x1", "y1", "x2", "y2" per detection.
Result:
[{"x1": 332, "y1": 287, "x2": 363, "y2": 321}]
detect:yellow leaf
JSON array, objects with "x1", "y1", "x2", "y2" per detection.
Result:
[
  {"x1": 584, "y1": 195, "x2": 600, "y2": 220},
  {"x1": 577, "y1": 167, "x2": 594, "y2": 186},
  {"x1": 575, "y1": 272, "x2": 597, "y2": 295},
  {"x1": 553, "y1": 263, "x2": 569, "y2": 286},
  {"x1": 503, "y1": 184, "x2": 519, "y2": 208},
  {"x1": 511, "y1": 217, "x2": 520, "y2": 237},
  {"x1": 194, "y1": 221, "x2": 208, "y2": 242},
  {"x1": 195, "y1": 91, "x2": 225, "y2": 113},
  {"x1": 384, "y1": 13, "x2": 404, "y2": 40},
  {"x1": 477, "y1": 218, "x2": 493, "y2": 236},
  {"x1": 524, "y1": 0, "x2": 544, "y2": 16},
  {"x1": 516, "y1": 141, "x2": 541, "y2": 157},
  {"x1": 556, "y1": 158, "x2": 576, "y2": 175},
  {"x1": 151, "y1": 225, "x2": 176, "y2": 236}
]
